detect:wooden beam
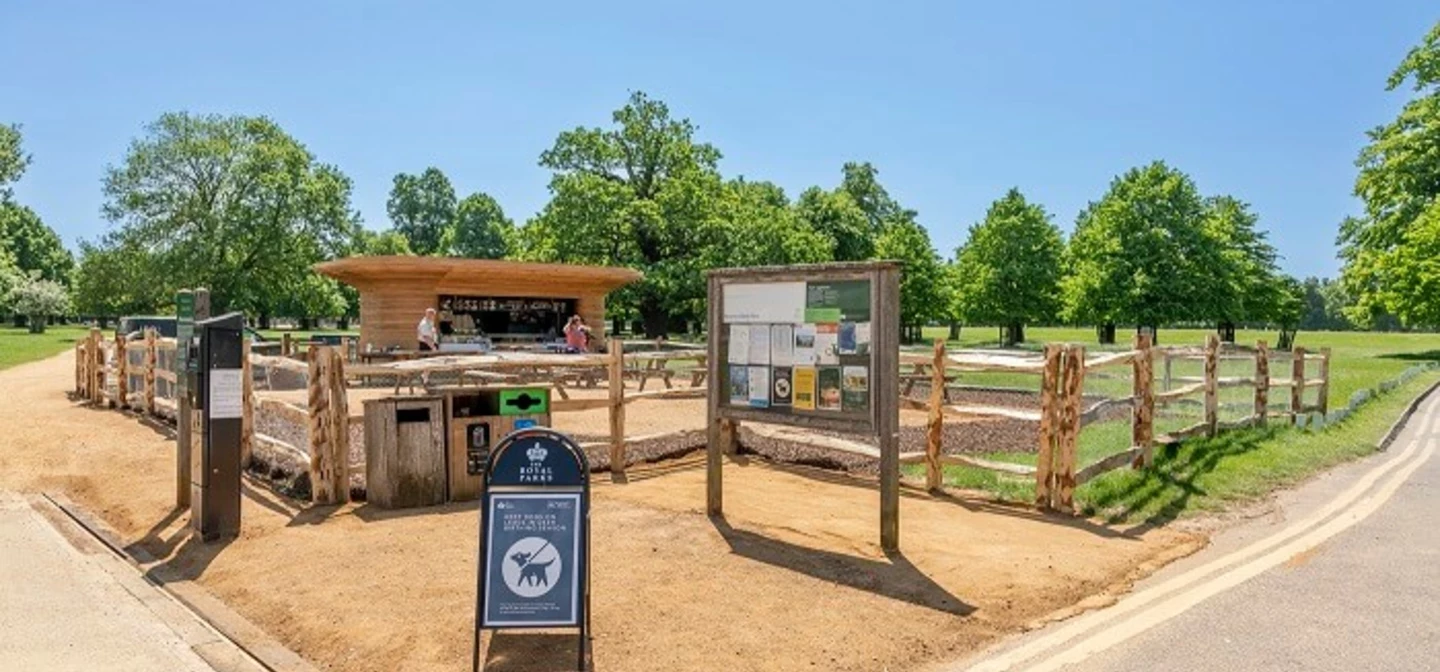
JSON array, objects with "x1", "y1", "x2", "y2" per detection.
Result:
[
  {"x1": 943, "y1": 404, "x2": 1043, "y2": 422},
  {"x1": 1079, "y1": 396, "x2": 1136, "y2": 428},
  {"x1": 942, "y1": 453, "x2": 1038, "y2": 476},
  {"x1": 551, "y1": 398, "x2": 612, "y2": 412},
  {"x1": 1291, "y1": 346, "x2": 1306, "y2": 423},
  {"x1": 114, "y1": 333, "x2": 129, "y2": 409},
  {"x1": 1133, "y1": 333, "x2": 1154, "y2": 467},
  {"x1": 1204, "y1": 333, "x2": 1219, "y2": 437},
  {"x1": 1035, "y1": 344, "x2": 1062, "y2": 509},
  {"x1": 608, "y1": 339, "x2": 626, "y2": 481},
  {"x1": 925, "y1": 338, "x2": 945, "y2": 493},
  {"x1": 1085, "y1": 350, "x2": 1137, "y2": 370},
  {"x1": 326, "y1": 347, "x2": 350, "y2": 504},
  {"x1": 1055, "y1": 344, "x2": 1084, "y2": 513},
  {"x1": 1318, "y1": 347, "x2": 1331, "y2": 415},
  {"x1": 1254, "y1": 340, "x2": 1269, "y2": 427},
  {"x1": 241, "y1": 339, "x2": 253, "y2": 469},
  {"x1": 144, "y1": 328, "x2": 157, "y2": 416},
  {"x1": 307, "y1": 346, "x2": 334, "y2": 504},
  {"x1": 623, "y1": 387, "x2": 707, "y2": 403},
  {"x1": 1076, "y1": 446, "x2": 1146, "y2": 485}
]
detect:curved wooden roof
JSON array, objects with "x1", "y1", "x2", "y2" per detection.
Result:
[{"x1": 314, "y1": 256, "x2": 642, "y2": 291}]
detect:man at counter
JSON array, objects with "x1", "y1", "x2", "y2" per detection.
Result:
[{"x1": 417, "y1": 308, "x2": 439, "y2": 352}]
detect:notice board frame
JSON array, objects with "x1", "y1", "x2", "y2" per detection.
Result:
[{"x1": 705, "y1": 261, "x2": 902, "y2": 550}]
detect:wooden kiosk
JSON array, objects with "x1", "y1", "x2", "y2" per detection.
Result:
[
  {"x1": 704, "y1": 261, "x2": 903, "y2": 550},
  {"x1": 315, "y1": 256, "x2": 642, "y2": 352}
]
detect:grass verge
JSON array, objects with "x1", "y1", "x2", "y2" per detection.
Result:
[
  {"x1": 909, "y1": 370, "x2": 1440, "y2": 524},
  {"x1": 0, "y1": 325, "x2": 90, "y2": 371}
]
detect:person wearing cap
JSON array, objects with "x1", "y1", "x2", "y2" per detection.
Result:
[{"x1": 417, "y1": 308, "x2": 439, "y2": 352}]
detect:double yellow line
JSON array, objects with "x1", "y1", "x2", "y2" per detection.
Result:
[{"x1": 963, "y1": 394, "x2": 1440, "y2": 672}]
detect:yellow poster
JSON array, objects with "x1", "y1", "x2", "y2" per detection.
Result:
[{"x1": 792, "y1": 367, "x2": 817, "y2": 410}]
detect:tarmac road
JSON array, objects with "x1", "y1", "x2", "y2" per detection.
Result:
[{"x1": 954, "y1": 385, "x2": 1440, "y2": 672}]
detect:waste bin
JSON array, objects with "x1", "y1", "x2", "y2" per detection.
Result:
[
  {"x1": 439, "y1": 385, "x2": 553, "y2": 501},
  {"x1": 363, "y1": 395, "x2": 447, "y2": 509}
]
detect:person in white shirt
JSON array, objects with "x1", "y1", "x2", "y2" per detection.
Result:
[{"x1": 417, "y1": 308, "x2": 439, "y2": 351}]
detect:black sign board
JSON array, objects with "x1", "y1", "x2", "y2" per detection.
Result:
[{"x1": 473, "y1": 427, "x2": 591, "y2": 672}]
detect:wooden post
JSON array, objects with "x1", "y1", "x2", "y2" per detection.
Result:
[
  {"x1": 241, "y1": 339, "x2": 254, "y2": 469},
  {"x1": 115, "y1": 334, "x2": 129, "y2": 409},
  {"x1": 1035, "y1": 344, "x2": 1062, "y2": 508},
  {"x1": 1132, "y1": 333, "x2": 1153, "y2": 467},
  {"x1": 608, "y1": 339, "x2": 626, "y2": 481},
  {"x1": 1317, "y1": 347, "x2": 1331, "y2": 415},
  {"x1": 1204, "y1": 333, "x2": 1219, "y2": 437},
  {"x1": 705, "y1": 275, "x2": 724, "y2": 517},
  {"x1": 1254, "y1": 340, "x2": 1269, "y2": 427},
  {"x1": 74, "y1": 342, "x2": 83, "y2": 395},
  {"x1": 1055, "y1": 345, "x2": 1085, "y2": 513},
  {"x1": 876, "y1": 268, "x2": 902, "y2": 551},
  {"x1": 282, "y1": 333, "x2": 293, "y2": 357},
  {"x1": 307, "y1": 346, "x2": 335, "y2": 504},
  {"x1": 327, "y1": 347, "x2": 350, "y2": 503},
  {"x1": 925, "y1": 338, "x2": 946, "y2": 493},
  {"x1": 144, "y1": 329, "x2": 158, "y2": 416},
  {"x1": 1162, "y1": 351, "x2": 1172, "y2": 392},
  {"x1": 90, "y1": 328, "x2": 105, "y2": 405},
  {"x1": 1291, "y1": 346, "x2": 1306, "y2": 421}
]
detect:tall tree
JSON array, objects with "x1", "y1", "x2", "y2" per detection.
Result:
[
  {"x1": 952, "y1": 188, "x2": 1064, "y2": 346},
  {"x1": 522, "y1": 91, "x2": 727, "y2": 337},
  {"x1": 794, "y1": 187, "x2": 871, "y2": 261},
  {"x1": 0, "y1": 202, "x2": 73, "y2": 284},
  {"x1": 1339, "y1": 21, "x2": 1440, "y2": 327},
  {"x1": 71, "y1": 237, "x2": 167, "y2": 320},
  {"x1": 100, "y1": 112, "x2": 359, "y2": 317},
  {"x1": 1, "y1": 123, "x2": 29, "y2": 198},
  {"x1": 874, "y1": 217, "x2": 948, "y2": 343},
  {"x1": 452, "y1": 192, "x2": 513, "y2": 259},
  {"x1": 387, "y1": 167, "x2": 457, "y2": 256},
  {"x1": 1062, "y1": 161, "x2": 1213, "y2": 343},
  {"x1": 840, "y1": 161, "x2": 905, "y2": 233},
  {"x1": 1201, "y1": 195, "x2": 1281, "y2": 338}
]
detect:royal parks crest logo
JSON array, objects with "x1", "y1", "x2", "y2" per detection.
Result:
[{"x1": 520, "y1": 442, "x2": 553, "y2": 484}]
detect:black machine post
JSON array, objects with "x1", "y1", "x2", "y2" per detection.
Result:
[
  {"x1": 188, "y1": 311, "x2": 244, "y2": 542},
  {"x1": 472, "y1": 427, "x2": 591, "y2": 672}
]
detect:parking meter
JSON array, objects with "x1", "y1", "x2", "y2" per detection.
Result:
[{"x1": 189, "y1": 312, "x2": 244, "y2": 542}]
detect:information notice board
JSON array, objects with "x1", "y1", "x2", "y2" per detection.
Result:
[{"x1": 713, "y1": 266, "x2": 895, "y2": 433}]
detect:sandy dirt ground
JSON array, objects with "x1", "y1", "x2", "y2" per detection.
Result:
[{"x1": 0, "y1": 351, "x2": 1203, "y2": 672}]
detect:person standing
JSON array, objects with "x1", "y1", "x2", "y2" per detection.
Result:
[{"x1": 417, "y1": 308, "x2": 439, "y2": 351}]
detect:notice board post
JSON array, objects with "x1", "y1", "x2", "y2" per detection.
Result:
[
  {"x1": 176, "y1": 287, "x2": 210, "y2": 508},
  {"x1": 705, "y1": 261, "x2": 902, "y2": 551}
]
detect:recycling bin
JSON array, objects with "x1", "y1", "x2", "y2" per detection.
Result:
[{"x1": 438, "y1": 385, "x2": 552, "y2": 501}]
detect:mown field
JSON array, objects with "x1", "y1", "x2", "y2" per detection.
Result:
[
  {"x1": 0, "y1": 325, "x2": 90, "y2": 370},
  {"x1": 908, "y1": 325, "x2": 1440, "y2": 523}
]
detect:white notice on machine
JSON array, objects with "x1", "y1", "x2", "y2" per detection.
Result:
[{"x1": 209, "y1": 369, "x2": 244, "y2": 419}]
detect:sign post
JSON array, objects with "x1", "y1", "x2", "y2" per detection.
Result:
[
  {"x1": 705, "y1": 262, "x2": 902, "y2": 550},
  {"x1": 175, "y1": 288, "x2": 209, "y2": 508},
  {"x1": 473, "y1": 427, "x2": 591, "y2": 672}
]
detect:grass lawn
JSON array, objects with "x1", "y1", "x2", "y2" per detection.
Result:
[
  {"x1": 0, "y1": 325, "x2": 91, "y2": 371},
  {"x1": 907, "y1": 324, "x2": 1440, "y2": 524}
]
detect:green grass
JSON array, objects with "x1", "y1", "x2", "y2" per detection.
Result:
[
  {"x1": 257, "y1": 328, "x2": 358, "y2": 342},
  {"x1": 0, "y1": 325, "x2": 91, "y2": 370}
]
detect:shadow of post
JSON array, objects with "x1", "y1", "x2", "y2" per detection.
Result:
[
  {"x1": 708, "y1": 515, "x2": 974, "y2": 616},
  {"x1": 479, "y1": 632, "x2": 587, "y2": 672}
]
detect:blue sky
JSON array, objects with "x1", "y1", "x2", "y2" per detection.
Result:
[{"x1": 3, "y1": 1, "x2": 1434, "y2": 278}]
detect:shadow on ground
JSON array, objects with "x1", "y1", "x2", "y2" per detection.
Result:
[{"x1": 710, "y1": 514, "x2": 974, "y2": 617}]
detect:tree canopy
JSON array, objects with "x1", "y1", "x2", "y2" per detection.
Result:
[
  {"x1": 1062, "y1": 161, "x2": 1215, "y2": 331},
  {"x1": 874, "y1": 216, "x2": 948, "y2": 339},
  {"x1": 387, "y1": 168, "x2": 457, "y2": 256},
  {"x1": 953, "y1": 188, "x2": 1064, "y2": 343},
  {"x1": 86, "y1": 112, "x2": 358, "y2": 317},
  {"x1": 1339, "y1": 20, "x2": 1440, "y2": 327},
  {"x1": 1, "y1": 123, "x2": 29, "y2": 198},
  {"x1": 1201, "y1": 195, "x2": 1282, "y2": 325}
]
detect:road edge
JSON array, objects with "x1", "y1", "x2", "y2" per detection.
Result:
[
  {"x1": 41, "y1": 492, "x2": 320, "y2": 672},
  {"x1": 1378, "y1": 377, "x2": 1440, "y2": 451}
]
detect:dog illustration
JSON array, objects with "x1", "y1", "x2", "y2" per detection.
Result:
[{"x1": 509, "y1": 550, "x2": 555, "y2": 587}]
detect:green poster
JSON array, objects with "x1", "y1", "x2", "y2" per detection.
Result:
[{"x1": 804, "y1": 280, "x2": 870, "y2": 323}]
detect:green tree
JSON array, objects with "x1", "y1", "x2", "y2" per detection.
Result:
[
  {"x1": 1274, "y1": 275, "x2": 1306, "y2": 349},
  {"x1": 874, "y1": 217, "x2": 948, "y2": 343},
  {"x1": 522, "y1": 91, "x2": 727, "y2": 337},
  {"x1": 452, "y1": 192, "x2": 513, "y2": 259},
  {"x1": 100, "y1": 112, "x2": 359, "y2": 317},
  {"x1": 840, "y1": 161, "x2": 905, "y2": 233},
  {"x1": 71, "y1": 237, "x2": 168, "y2": 320},
  {"x1": 356, "y1": 228, "x2": 414, "y2": 256},
  {"x1": 1062, "y1": 161, "x2": 1213, "y2": 343},
  {"x1": 1339, "y1": 21, "x2": 1440, "y2": 326},
  {"x1": 387, "y1": 167, "x2": 457, "y2": 255},
  {"x1": 7, "y1": 274, "x2": 70, "y2": 333},
  {"x1": 0, "y1": 248, "x2": 22, "y2": 317},
  {"x1": 952, "y1": 188, "x2": 1064, "y2": 346},
  {"x1": 794, "y1": 187, "x2": 871, "y2": 261},
  {"x1": 0, "y1": 202, "x2": 74, "y2": 284},
  {"x1": 1201, "y1": 195, "x2": 1280, "y2": 338},
  {"x1": 1, "y1": 123, "x2": 29, "y2": 198}
]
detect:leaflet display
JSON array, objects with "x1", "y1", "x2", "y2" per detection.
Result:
[{"x1": 718, "y1": 278, "x2": 875, "y2": 425}]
